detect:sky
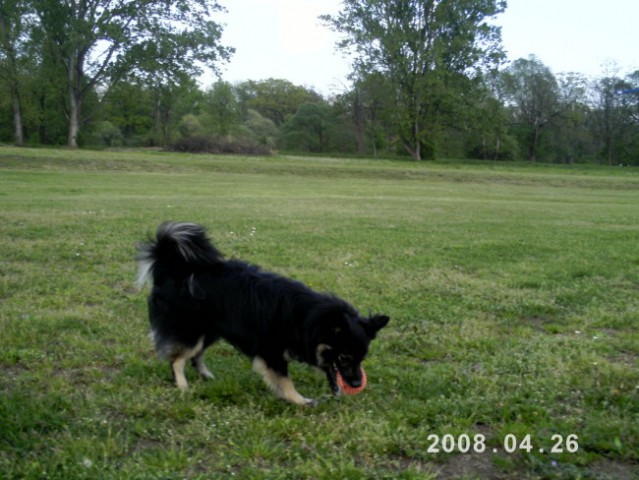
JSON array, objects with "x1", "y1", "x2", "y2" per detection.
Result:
[{"x1": 208, "y1": 0, "x2": 639, "y2": 95}]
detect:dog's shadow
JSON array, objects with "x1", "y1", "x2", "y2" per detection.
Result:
[{"x1": 186, "y1": 358, "x2": 341, "y2": 413}]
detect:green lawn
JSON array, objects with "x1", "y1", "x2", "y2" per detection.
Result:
[{"x1": 1, "y1": 147, "x2": 638, "y2": 479}]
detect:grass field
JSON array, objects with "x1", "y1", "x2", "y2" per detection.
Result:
[{"x1": 1, "y1": 147, "x2": 638, "y2": 479}]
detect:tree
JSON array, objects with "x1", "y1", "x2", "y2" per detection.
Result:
[
  {"x1": 281, "y1": 102, "x2": 337, "y2": 153},
  {"x1": 236, "y1": 79, "x2": 322, "y2": 127},
  {"x1": 625, "y1": 71, "x2": 639, "y2": 125},
  {"x1": 243, "y1": 109, "x2": 278, "y2": 149},
  {"x1": 32, "y1": 0, "x2": 233, "y2": 147},
  {"x1": 201, "y1": 80, "x2": 241, "y2": 137},
  {"x1": 552, "y1": 72, "x2": 591, "y2": 163},
  {"x1": 322, "y1": 0, "x2": 506, "y2": 160},
  {"x1": 0, "y1": 0, "x2": 32, "y2": 145},
  {"x1": 466, "y1": 72, "x2": 515, "y2": 160},
  {"x1": 335, "y1": 86, "x2": 367, "y2": 154},
  {"x1": 335, "y1": 73, "x2": 397, "y2": 156},
  {"x1": 147, "y1": 76, "x2": 202, "y2": 146},
  {"x1": 591, "y1": 75, "x2": 637, "y2": 165},
  {"x1": 501, "y1": 57, "x2": 561, "y2": 161},
  {"x1": 27, "y1": 48, "x2": 71, "y2": 144},
  {"x1": 102, "y1": 78, "x2": 153, "y2": 144}
]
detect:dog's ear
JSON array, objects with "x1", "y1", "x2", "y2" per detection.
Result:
[{"x1": 360, "y1": 314, "x2": 390, "y2": 339}]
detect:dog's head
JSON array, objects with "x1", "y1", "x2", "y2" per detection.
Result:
[{"x1": 315, "y1": 312, "x2": 389, "y2": 391}]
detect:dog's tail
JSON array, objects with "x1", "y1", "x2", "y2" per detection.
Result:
[{"x1": 136, "y1": 222, "x2": 224, "y2": 289}]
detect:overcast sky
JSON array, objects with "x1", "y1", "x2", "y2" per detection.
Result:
[{"x1": 208, "y1": 0, "x2": 638, "y2": 95}]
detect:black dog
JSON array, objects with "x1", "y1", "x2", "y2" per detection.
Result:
[{"x1": 136, "y1": 222, "x2": 389, "y2": 405}]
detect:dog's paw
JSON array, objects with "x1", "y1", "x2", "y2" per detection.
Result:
[
  {"x1": 303, "y1": 397, "x2": 318, "y2": 407},
  {"x1": 199, "y1": 369, "x2": 215, "y2": 380},
  {"x1": 175, "y1": 378, "x2": 189, "y2": 390}
]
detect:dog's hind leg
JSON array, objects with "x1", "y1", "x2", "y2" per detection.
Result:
[
  {"x1": 252, "y1": 357, "x2": 316, "y2": 406},
  {"x1": 192, "y1": 349, "x2": 214, "y2": 380},
  {"x1": 191, "y1": 336, "x2": 219, "y2": 380},
  {"x1": 170, "y1": 337, "x2": 205, "y2": 390}
]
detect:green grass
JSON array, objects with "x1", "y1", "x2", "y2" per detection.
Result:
[{"x1": 1, "y1": 147, "x2": 638, "y2": 479}]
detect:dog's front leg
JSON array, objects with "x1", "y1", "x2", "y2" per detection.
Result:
[
  {"x1": 252, "y1": 357, "x2": 316, "y2": 406},
  {"x1": 326, "y1": 365, "x2": 340, "y2": 395}
]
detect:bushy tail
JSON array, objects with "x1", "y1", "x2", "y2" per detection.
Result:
[{"x1": 136, "y1": 222, "x2": 224, "y2": 288}]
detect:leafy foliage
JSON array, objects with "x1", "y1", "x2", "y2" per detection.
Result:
[
  {"x1": 235, "y1": 78, "x2": 323, "y2": 127},
  {"x1": 0, "y1": 2, "x2": 638, "y2": 162},
  {"x1": 322, "y1": 0, "x2": 507, "y2": 160},
  {"x1": 281, "y1": 102, "x2": 345, "y2": 153},
  {"x1": 20, "y1": 0, "x2": 234, "y2": 147}
]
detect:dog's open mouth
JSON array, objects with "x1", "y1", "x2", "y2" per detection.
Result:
[{"x1": 327, "y1": 363, "x2": 363, "y2": 392}]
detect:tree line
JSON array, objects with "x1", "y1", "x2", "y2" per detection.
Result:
[{"x1": 1, "y1": 0, "x2": 637, "y2": 164}]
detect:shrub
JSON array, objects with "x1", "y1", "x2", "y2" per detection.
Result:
[
  {"x1": 169, "y1": 135, "x2": 272, "y2": 155},
  {"x1": 179, "y1": 114, "x2": 206, "y2": 138},
  {"x1": 88, "y1": 121, "x2": 124, "y2": 147}
]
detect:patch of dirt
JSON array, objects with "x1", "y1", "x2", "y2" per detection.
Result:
[
  {"x1": 433, "y1": 452, "x2": 511, "y2": 479},
  {"x1": 589, "y1": 459, "x2": 639, "y2": 480}
]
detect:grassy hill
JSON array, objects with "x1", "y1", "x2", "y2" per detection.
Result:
[{"x1": 1, "y1": 147, "x2": 637, "y2": 479}]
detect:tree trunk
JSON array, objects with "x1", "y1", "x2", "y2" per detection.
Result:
[
  {"x1": 353, "y1": 90, "x2": 366, "y2": 155},
  {"x1": 66, "y1": 49, "x2": 83, "y2": 148},
  {"x1": 412, "y1": 101, "x2": 421, "y2": 160},
  {"x1": 0, "y1": 13, "x2": 25, "y2": 146},
  {"x1": 530, "y1": 125, "x2": 540, "y2": 162},
  {"x1": 68, "y1": 84, "x2": 81, "y2": 148},
  {"x1": 402, "y1": 117, "x2": 422, "y2": 160},
  {"x1": 12, "y1": 93, "x2": 24, "y2": 146}
]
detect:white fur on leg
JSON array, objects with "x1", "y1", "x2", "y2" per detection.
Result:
[
  {"x1": 170, "y1": 337, "x2": 205, "y2": 390},
  {"x1": 172, "y1": 357, "x2": 189, "y2": 390},
  {"x1": 252, "y1": 357, "x2": 315, "y2": 406},
  {"x1": 193, "y1": 350, "x2": 214, "y2": 380}
]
